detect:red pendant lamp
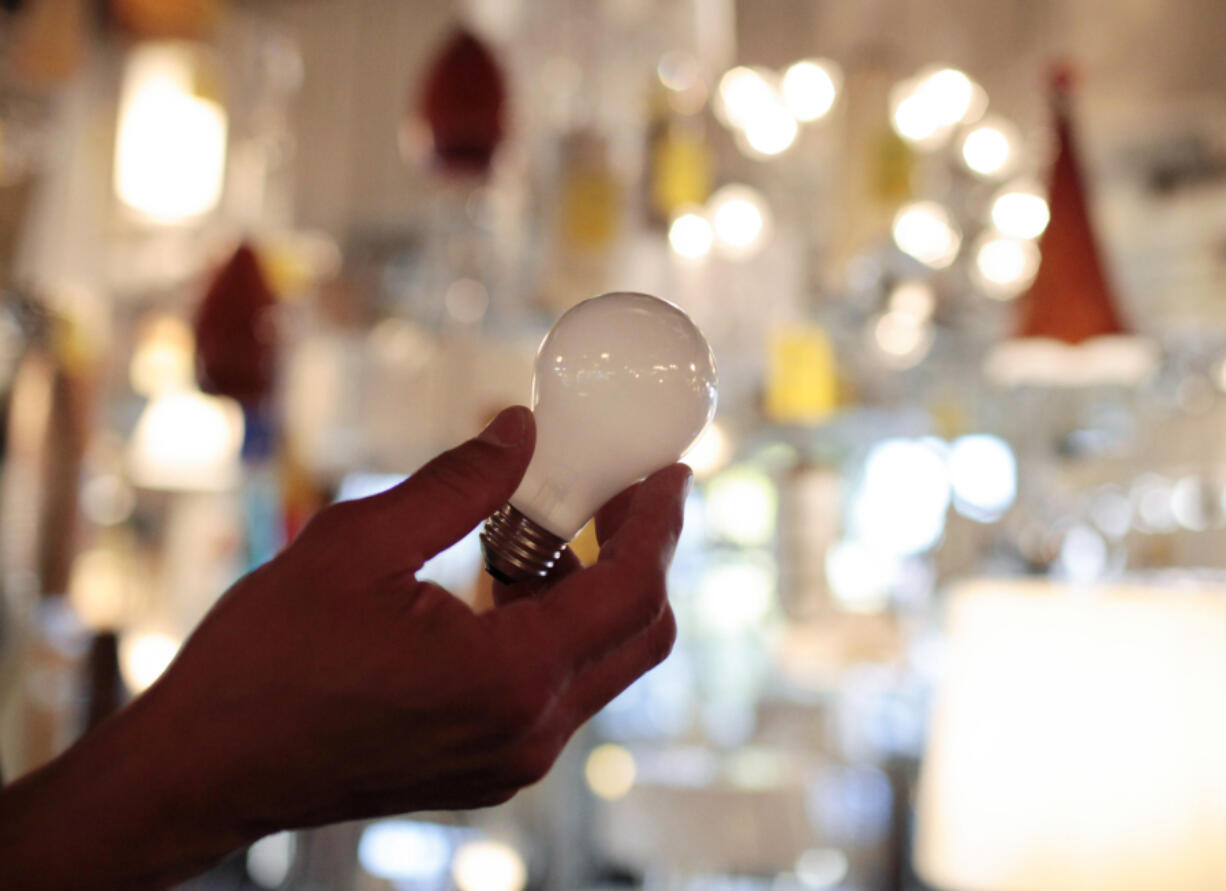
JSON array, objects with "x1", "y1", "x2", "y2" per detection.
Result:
[
  {"x1": 1015, "y1": 66, "x2": 1127, "y2": 344},
  {"x1": 418, "y1": 28, "x2": 506, "y2": 176},
  {"x1": 194, "y1": 243, "x2": 277, "y2": 404}
]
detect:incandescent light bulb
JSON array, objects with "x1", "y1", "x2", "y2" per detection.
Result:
[{"x1": 481, "y1": 292, "x2": 717, "y2": 582}]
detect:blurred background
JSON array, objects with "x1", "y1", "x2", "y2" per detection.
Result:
[{"x1": 3, "y1": 0, "x2": 1226, "y2": 889}]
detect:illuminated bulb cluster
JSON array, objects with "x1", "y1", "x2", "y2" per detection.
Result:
[
  {"x1": 716, "y1": 58, "x2": 841, "y2": 160},
  {"x1": 668, "y1": 183, "x2": 773, "y2": 262},
  {"x1": 889, "y1": 66, "x2": 986, "y2": 150}
]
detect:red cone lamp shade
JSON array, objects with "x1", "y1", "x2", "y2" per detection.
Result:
[{"x1": 1015, "y1": 69, "x2": 1127, "y2": 344}]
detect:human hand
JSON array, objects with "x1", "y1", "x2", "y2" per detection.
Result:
[
  {"x1": 146, "y1": 405, "x2": 687, "y2": 834},
  {"x1": 0, "y1": 405, "x2": 689, "y2": 890}
]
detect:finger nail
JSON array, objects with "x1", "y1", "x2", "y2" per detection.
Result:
[
  {"x1": 683, "y1": 471, "x2": 694, "y2": 499},
  {"x1": 479, "y1": 406, "x2": 528, "y2": 447}
]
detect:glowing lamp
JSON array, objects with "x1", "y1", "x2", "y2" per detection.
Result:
[
  {"x1": 915, "y1": 579, "x2": 1226, "y2": 890},
  {"x1": 114, "y1": 42, "x2": 227, "y2": 224}
]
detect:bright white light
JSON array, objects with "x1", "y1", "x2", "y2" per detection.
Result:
[
  {"x1": 961, "y1": 118, "x2": 1017, "y2": 177},
  {"x1": 119, "y1": 631, "x2": 180, "y2": 693},
  {"x1": 890, "y1": 67, "x2": 985, "y2": 150},
  {"x1": 892, "y1": 201, "x2": 962, "y2": 268},
  {"x1": 889, "y1": 280, "x2": 936, "y2": 321},
  {"x1": 852, "y1": 439, "x2": 950, "y2": 555},
  {"x1": 695, "y1": 558, "x2": 775, "y2": 635},
  {"x1": 585, "y1": 743, "x2": 636, "y2": 800},
  {"x1": 709, "y1": 184, "x2": 770, "y2": 258},
  {"x1": 825, "y1": 540, "x2": 893, "y2": 613},
  {"x1": 872, "y1": 312, "x2": 934, "y2": 369},
  {"x1": 890, "y1": 84, "x2": 948, "y2": 147},
  {"x1": 705, "y1": 466, "x2": 776, "y2": 546},
  {"x1": 1171, "y1": 476, "x2": 1209, "y2": 532},
  {"x1": 796, "y1": 847, "x2": 851, "y2": 888},
  {"x1": 742, "y1": 100, "x2": 798, "y2": 157},
  {"x1": 247, "y1": 832, "x2": 296, "y2": 889},
  {"x1": 991, "y1": 185, "x2": 1050, "y2": 239},
  {"x1": 948, "y1": 435, "x2": 1017, "y2": 520},
  {"x1": 716, "y1": 66, "x2": 776, "y2": 130},
  {"x1": 115, "y1": 44, "x2": 227, "y2": 223},
  {"x1": 973, "y1": 235, "x2": 1040, "y2": 298},
  {"x1": 682, "y1": 421, "x2": 731, "y2": 477},
  {"x1": 1090, "y1": 487, "x2": 1132, "y2": 539},
  {"x1": 1058, "y1": 523, "x2": 1108, "y2": 583},
  {"x1": 452, "y1": 840, "x2": 527, "y2": 891},
  {"x1": 668, "y1": 210, "x2": 714, "y2": 260},
  {"x1": 359, "y1": 820, "x2": 451, "y2": 881},
  {"x1": 919, "y1": 67, "x2": 986, "y2": 127},
  {"x1": 781, "y1": 59, "x2": 840, "y2": 122},
  {"x1": 128, "y1": 391, "x2": 245, "y2": 491}
]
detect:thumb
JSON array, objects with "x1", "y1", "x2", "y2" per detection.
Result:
[{"x1": 376, "y1": 406, "x2": 535, "y2": 569}]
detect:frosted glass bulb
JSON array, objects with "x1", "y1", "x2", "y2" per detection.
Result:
[{"x1": 481, "y1": 292, "x2": 717, "y2": 583}]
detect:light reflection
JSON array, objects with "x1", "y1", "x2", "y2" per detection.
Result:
[{"x1": 781, "y1": 59, "x2": 840, "y2": 122}]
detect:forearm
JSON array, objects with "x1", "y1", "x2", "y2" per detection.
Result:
[{"x1": 0, "y1": 689, "x2": 248, "y2": 890}]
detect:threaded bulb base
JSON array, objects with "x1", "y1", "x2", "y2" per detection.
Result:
[{"x1": 480, "y1": 504, "x2": 567, "y2": 584}]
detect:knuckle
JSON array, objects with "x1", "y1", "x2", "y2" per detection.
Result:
[{"x1": 421, "y1": 451, "x2": 486, "y2": 502}]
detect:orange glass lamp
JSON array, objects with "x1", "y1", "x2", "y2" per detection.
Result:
[{"x1": 914, "y1": 579, "x2": 1226, "y2": 890}]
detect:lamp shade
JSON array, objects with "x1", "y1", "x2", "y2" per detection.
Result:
[{"x1": 915, "y1": 579, "x2": 1226, "y2": 891}]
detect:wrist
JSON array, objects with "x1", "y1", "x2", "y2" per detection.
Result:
[{"x1": 0, "y1": 685, "x2": 251, "y2": 889}]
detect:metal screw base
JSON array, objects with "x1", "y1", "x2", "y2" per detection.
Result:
[{"x1": 480, "y1": 503, "x2": 567, "y2": 584}]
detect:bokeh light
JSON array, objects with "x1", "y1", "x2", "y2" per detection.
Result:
[
  {"x1": 708, "y1": 184, "x2": 770, "y2": 258},
  {"x1": 452, "y1": 840, "x2": 527, "y2": 891},
  {"x1": 585, "y1": 743, "x2": 637, "y2": 800},
  {"x1": 991, "y1": 184, "x2": 1050, "y2": 239},
  {"x1": 668, "y1": 209, "x2": 714, "y2": 260},
  {"x1": 892, "y1": 201, "x2": 962, "y2": 268},
  {"x1": 781, "y1": 59, "x2": 840, "y2": 122}
]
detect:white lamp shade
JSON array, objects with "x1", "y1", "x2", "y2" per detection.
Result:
[{"x1": 915, "y1": 579, "x2": 1226, "y2": 890}]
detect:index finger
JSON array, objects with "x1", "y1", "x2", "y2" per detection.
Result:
[{"x1": 537, "y1": 463, "x2": 691, "y2": 665}]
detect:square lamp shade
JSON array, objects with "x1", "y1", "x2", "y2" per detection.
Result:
[{"x1": 914, "y1": 579, "x2": 1226, "y2": 891}]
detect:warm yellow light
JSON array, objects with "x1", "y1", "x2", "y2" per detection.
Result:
[
  {"x1": 990, "y1": 185, "x2": 1050, "y2": 239},
  {"x1": 668, "y1": 209, "x2": 714, "y2": 260},
  {"x1": 961, "y1": 118, "x2": 1017, "y2": 177},
  {"x1": 916, "y1": 580, "x2": 1226, "y2": 891},
  {"x1": 119, "y1": 630, "x2": 180, "y2": 693},
  {"x1": 890, "y1": 67, "x2": 985, "y2": 149},
  {"x1": 893, "y1": 201, "x2": 962, "y2": 268},
  {"x1": 682, "y1": 421, "x2": 731, "y2": 477},
  {"x1": 115, "y1": 43, "x2": 227, "y2": 223},
  {"x1": 781, "y1": 59, "x2": 840, "y2": 122},
  {"x1": 709, "y1": 184, "x2": 769, "y2": 258},
  {"x1": 888, "y1": 280, "x2": 936, "y2": 321},
  {"x1": 742, "y1": 102, "x2": 798, "y2": 157},
  {"x1": 715, "y1": 66, "x2": 776, "y2": 130},
  {"x1": 128, "y1": 390, "x2": 244, "y2": 491},
  {"x1": 451, "y1": 840, "x2": 527, "y2": 891},
  {"x1": 129, "y1": 315, "x2": 194, "y2": 396},
  {"x1": 974, "y1": 235, "x2": 1039, "y2": 297},
  {"x1": 585, "y1": 743, "x2": 637, "y2": 801},
  {"x1": 69, "y1": 546, "x2": 132, "y2": 630},
  {"x1": 873, "y1": 311, "x2": 934, "y2": 367}
]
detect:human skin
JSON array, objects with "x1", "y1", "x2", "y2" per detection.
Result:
[{"x1": 0, "y1": 406, "x2": 689, "y2": 890}]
